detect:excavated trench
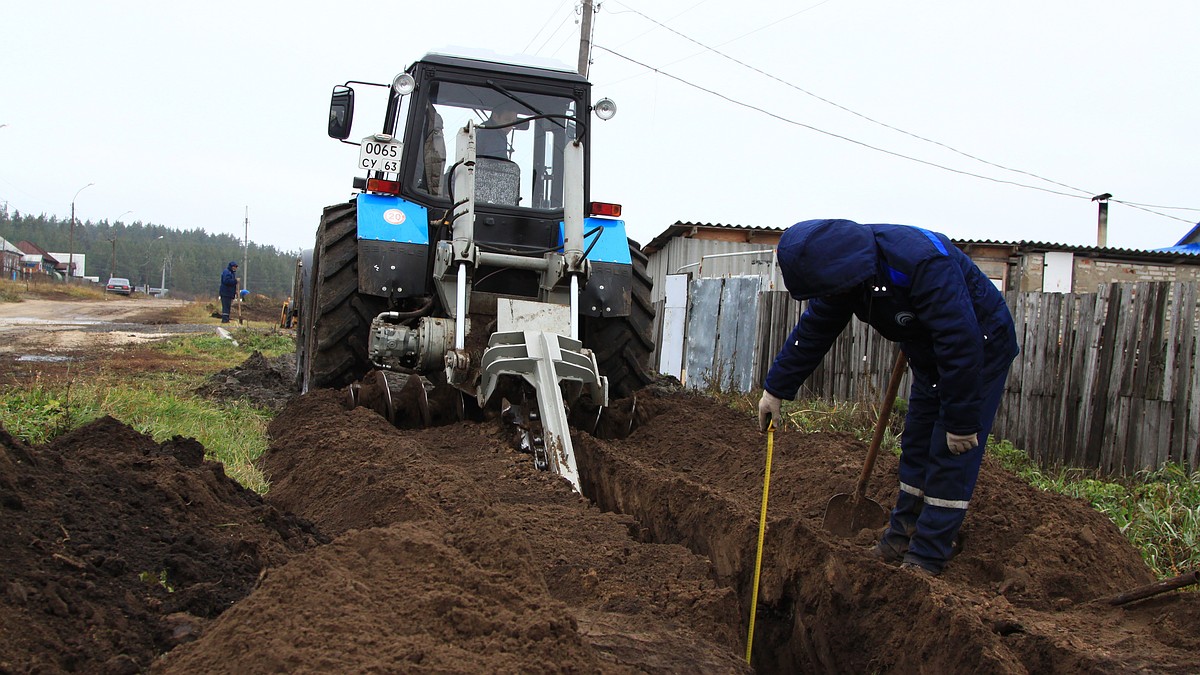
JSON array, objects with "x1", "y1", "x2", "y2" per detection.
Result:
[
  {"x1": 3, "y1": 353, "x2": 1199, "y2": 672},
  {"x1": 573, "y1": 387, "x2": 1200, "y2": 674}
]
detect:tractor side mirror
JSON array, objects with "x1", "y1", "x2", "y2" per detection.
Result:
[{"x1": 328, "y1": 85, "x2": 355, "y2": 140}]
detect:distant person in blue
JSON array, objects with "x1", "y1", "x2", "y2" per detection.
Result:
[
  {"x1": 757, "y1": 219, "x2": 1019, "y2": 576},
  {"x1": 219, "y1": 261, "x2": 239, "y2": 323}
]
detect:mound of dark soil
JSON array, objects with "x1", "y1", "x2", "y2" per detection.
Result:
[
  {"x1": 159, "y1": 390, "x2": 748, "y2": 672},
  {"x1": 194, "y1": 351, "x2": 296, "y2": 412},
  {"x1": 4, "y1": 377, "x2": 1197, "y2": 673},
  {"x1": 0, "y1": 418, "x2": 323, "y2": 673}
]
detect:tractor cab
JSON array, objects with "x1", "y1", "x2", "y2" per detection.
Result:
[{"x1": 330, "y1": 53, "x2": 590, "y2": 217}]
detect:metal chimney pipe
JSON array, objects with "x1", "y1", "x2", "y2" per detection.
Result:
[{"x1": 1092, "y1": 193, "x2": 1112, "y2": 248}]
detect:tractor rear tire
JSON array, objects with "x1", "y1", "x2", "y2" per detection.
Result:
[
  {"x1": 300, "y1": 201, "x2": 388, "y2": 392},
  {"x1": 583, "y1": 241, "x2": 656, "y2": 399}
]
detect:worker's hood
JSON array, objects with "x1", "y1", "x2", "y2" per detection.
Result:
[{"x1": 777, "y1": 219, "x2": 877, "y2": 300}]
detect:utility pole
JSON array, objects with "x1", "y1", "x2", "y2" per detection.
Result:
[
  {"x1": 242, "y1": 206, "x2": 249, "y2": 295},
  {"x1": 576, "y1": 0, "x2": 595, "y2": 78},
  {"x1": 109, "y1": 237, "x2": 117, "y2": 279}
]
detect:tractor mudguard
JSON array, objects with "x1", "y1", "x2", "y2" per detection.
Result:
[
  {"x1": 356, "y1": 193, "x2": 431, "y2": 299},
  {"x1": 561, "y1": 218, "x2": 634, "y2": 317},
  {"x1": 562, "y1": 217, "x2": 632, "y2": 264}
]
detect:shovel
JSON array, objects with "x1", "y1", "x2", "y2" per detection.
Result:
[{"x1": 822, "y1": 351, "x2": 908, "y2": 537}]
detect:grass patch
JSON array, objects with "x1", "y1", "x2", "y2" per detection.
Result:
[
  {"x1": 157, "y1": 327, "x2": 293, "y2": 362},
  {"x1": 0, "y1": 329, "x2": 296, "y2": 492},
  {"x1": 0, "y1": 278, "x2": 109, "y2": 301}
]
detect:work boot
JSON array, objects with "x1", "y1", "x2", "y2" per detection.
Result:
[
  {"x1": 866, "y1": 537, "x2": 905, "y2": 564},
  {"x1": 900, "y1": 562, "x2": 936, "y2": 577},
  {"x1": 900, "y1": 553, "x2": 942, "y2": 576}
]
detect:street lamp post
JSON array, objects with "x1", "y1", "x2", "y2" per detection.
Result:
[{"x1": 68, "y1": 183, "x2": 95, "y2": 282}]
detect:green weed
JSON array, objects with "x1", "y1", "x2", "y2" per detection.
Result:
[
  {"x1": 989, "y1": 438, "x2": 1199, "y2": 578},
  {"x1": 139, "y1": 570, "x2": 175, "y2": 593},
  {"x1": 0, "y1": 378, "x2": 85, "y2": 445}
]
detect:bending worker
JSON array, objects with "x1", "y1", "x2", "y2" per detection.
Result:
[{"x1": 758, "y1": 219, "x2": 1018, "y2": 576}]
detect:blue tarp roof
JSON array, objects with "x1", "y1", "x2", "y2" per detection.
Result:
[
  {"x1": 1153, "y1": 243, "x2": 1200, "y2": 255},
  {"x1": 1153, "y1": 222, "x2": 1200, "y2": 254},
  {"x1": 1172, "y1": 222, "x2": 1200, "y2": 247}
]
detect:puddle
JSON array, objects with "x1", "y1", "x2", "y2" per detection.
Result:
[{"x1": 16, "y1": 355, "x2": 74, "y2": 362}]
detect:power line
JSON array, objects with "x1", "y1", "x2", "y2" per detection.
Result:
[
  {"x1": 536, "y1": 8, "x2": 577, "y2": 56},
  {"x1": 600, "y1": 1, "x2": 834, "y2": 87},
  {"x1": 607, "y1": 1, "x2": 1097, "y2": 199},
  {"x1": 1114, "y1": 201, "x2": 1200, "y2": 213},
  {"x1": 549, "y1": 11, "x2": 583, "y2": 61},
  {"x1": 1111, "y1": 200, "x2": 1196, "y2": 224},
  {"x1": 594, "y1": 45, "x2": 1197, "y2": 225},
  {"x1": 524, "y1": 0, "x2": 574, "y2": 53},
  {"x1": 611, "y1": 0, "x2": 714, "y2": 49}
]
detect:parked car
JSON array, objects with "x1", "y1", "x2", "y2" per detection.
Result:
[{"x1": 105, "y1": 277, "x2": 132, "y2": 295}]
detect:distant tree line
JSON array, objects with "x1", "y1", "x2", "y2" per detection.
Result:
[{"x1": 1, "y1": 209, "x2": 301, "y2": 300}]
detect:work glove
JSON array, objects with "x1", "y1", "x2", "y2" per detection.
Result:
[
  {"x1": 946, "y1": 431, "x2": 979, "y2": 455},
  {"x1": 757, "y1": 391, "x2": 782, "y2": 432}
]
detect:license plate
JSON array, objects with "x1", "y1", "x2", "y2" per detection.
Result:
[{"x1": 358, "y1": 135, "x2": 402, "y2": 173}]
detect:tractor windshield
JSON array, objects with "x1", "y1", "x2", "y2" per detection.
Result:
[{"x1": 411, "y1": 80, "x2": 578, "y2": 212}]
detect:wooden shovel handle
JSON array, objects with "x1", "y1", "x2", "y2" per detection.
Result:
[{"x1": 854, "y1": 351, "x2": 908, "y2": 499}]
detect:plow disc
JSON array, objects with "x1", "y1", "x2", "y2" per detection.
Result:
[{"x1": 353, "y1": 369, "x2": 466, "y2": 428}]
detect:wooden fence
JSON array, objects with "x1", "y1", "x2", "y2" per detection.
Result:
[
  {"x1": 655, "y1": 280, "x2": 1200, "y2": 474},
  {"x1": 996, "y1": 282, "x2": 1200, "y2": 474}
]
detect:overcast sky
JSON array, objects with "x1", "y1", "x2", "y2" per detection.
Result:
[{"x1": 2, "y1": 0, "x2": 1196, "y2": 254}]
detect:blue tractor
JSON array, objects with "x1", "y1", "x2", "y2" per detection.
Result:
[{"x1": 294, "y1": 52, "x2": 654, "y2": 491}]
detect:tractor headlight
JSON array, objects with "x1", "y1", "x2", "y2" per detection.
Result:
[
  {"x1": 593, "y1": 97, "x2": 617, "y2": 120},
  {"x1": 392, "y1": 73, "x2": 416, "y2": 96}
]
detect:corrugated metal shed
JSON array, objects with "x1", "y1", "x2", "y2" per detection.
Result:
[{"x1": 643, "y1": 222, "x2": 785, "y2": 302}]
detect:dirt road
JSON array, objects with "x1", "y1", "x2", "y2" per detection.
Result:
[{"x1": 0, "y1": 297, "x2": 208, "y2": 353}]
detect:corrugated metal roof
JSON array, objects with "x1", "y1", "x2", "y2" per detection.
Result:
[
  {"x1": 644, "y1": 222, "x2": 1200, "y2": 262},
  {"x1": 643, "y1": 221, "x2": 786, "y2": 255},
  {"x1": 0, "y1": 236, "x2": 24, "y2": 255},
  {"x1": 956, "y1": 239, "x2": 1200, "y2": 260}
]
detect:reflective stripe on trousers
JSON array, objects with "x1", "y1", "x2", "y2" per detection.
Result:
[{"x1": 886, "y1": 362, "x2": 1010, "y2": 566}]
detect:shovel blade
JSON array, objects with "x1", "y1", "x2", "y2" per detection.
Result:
[{"x1": 822, "y1": 493, "x2": 889, "y2": 538}]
